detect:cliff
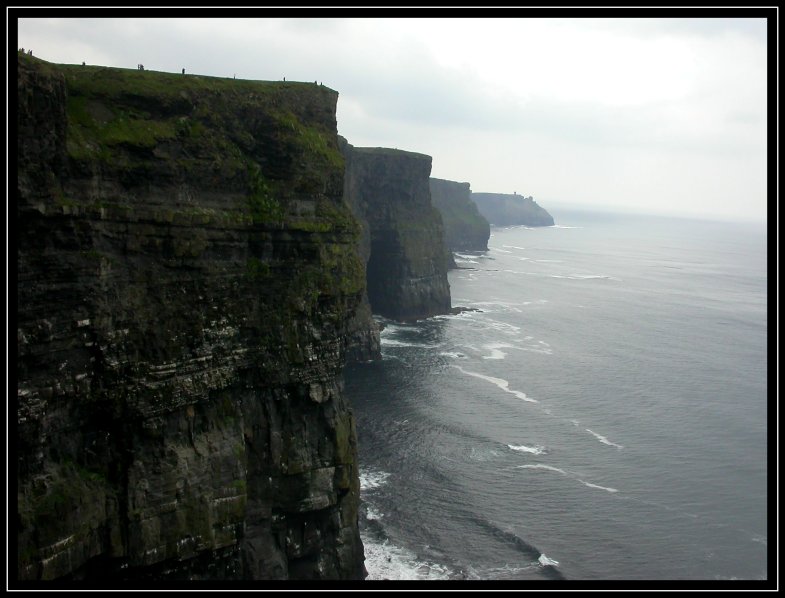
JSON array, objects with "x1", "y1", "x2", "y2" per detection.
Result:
[
  {"x1": 340, "y1": 140, "x2": 451, "y2": 322},
  {"x1": 16, "y1": 55, "x2": 367, "y2": 581},
  {"x1": 472, "y1": 192, "x2": 555, "y2": 227},
  {"x1": 429, "y1": 177, "x2": 490, "y2": 253}
]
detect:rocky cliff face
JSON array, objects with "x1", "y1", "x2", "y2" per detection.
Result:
[
  {"x1": 429, "y1": 177, "x2": 490, "y2": 253},
  {"x1": 341, "y1": 140, "x2": 451, "y2": 322},
  {"x1": 16, "y1": 55, "x2": 367, "y2": 581},
  {"x1": 472, "y1": 192, "x2": 555, "y2": 227}
]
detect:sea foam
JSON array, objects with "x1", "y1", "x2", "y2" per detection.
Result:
[
  {"x1": 360, "y1": 469, "x2": 391, "y2": 491},
  {"x1": 361, "y1": 534, "x2": 455, "y2": 580},
  {"x1": 482, "y1": 342, "x2": 515, "y2": 360},
  {"x1": 538, "y1": 554, "x2": 560, "y2": 567},
  {"x1": 518, "y1": 464, "x2": 619, "y2": 493},
  {"x1": 508, "y1": 444, "x2": 546, "y2": 455},
  {"x1": 580, "y1": 481, "x2": 618, "y2": 493},
  {"x1": 519, "y1": 463, "x2": 566, "y2": 474},
  {"x1": 585, "y1": 428, "x2": 623, "y2": 449},
  {"x1": 452, "y1": 366, "x2": 538, "y2": 403}
]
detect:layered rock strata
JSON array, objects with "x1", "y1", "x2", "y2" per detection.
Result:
[
  {"x1": 341, "y1": 141, "x2": 451, "y2": 322},
  {"x1": 16, "y1": 55, "x2": 366, "y2": 581}
]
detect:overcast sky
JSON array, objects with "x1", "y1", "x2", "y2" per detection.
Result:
[{"x1": 16, "y1": 15, "x2": 769, "y2": 222}]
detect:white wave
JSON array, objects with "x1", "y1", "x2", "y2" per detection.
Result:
[
  {"x1": 484, "y1": 319, "x2": 522, "y2": 335},
  {"x1": 452, "y1": 366, "x2": 538, "y2": 403},
  {"x1": 482, "y1": 342, "x2": 514, "y2": 360},
  {"x1": 519, "y1": 464, "x2": 620, "y2": 494},
  {"x1": 365, "y1": 505, "x2": 385, "y2": 520},
  {"x1": 550, "y1": 274, "x2": 616, "y2": 281},
  {"x1": 551, "y1": 225, "x2": 582, "y2": 229},
  {"x1": 508, "y1": 444, "x2": 546, "y2": 455},
  {"x1": 533, "y1": 259, "x2": 563, "y2": 263},
  {"x1": 377, "y1": 319, "x2": 409, "y2": 331},
  {"x1": 570, "y1": 419, "x2": 580, "y2": 427},
  {"x1": 380, "y1": 338, "x2": 418, "y2": 347},
  {"x1": 518, "y1": 257, "x2": 531, "y2": 261},
  {"x1": 360, "y1": 469, "x2": 390, "y2": 491},
  {"x1": 432, "y1": 311, "x2": 479, "y2": 322},
  {"x1": 380, "y1": 338, "x2": 439, "y2": 349},
  {"x1": 519, "y1": 464, "x2": 567, "y2": 474},
  {"x1": 580, "y1": 480, "x2": 618, "y2": 493},
  {"x1": 585, "y1": 428, "x2": 624, "y2": 449},
  {"x1": 439, "y1": 351, "x2": 468, "y2": 359},
  {"x1": 502, "y1": 245, "x2": 527, "y2": 250},
  {"x1": 454, "y1": 253, "x2": 482, "y2": 263},
  {"x1": 538, "y1": 554, "x2": 560, "y2": 567},
  {"x1": 361, "y1": 534, "x2": 454, "y2": 580}
]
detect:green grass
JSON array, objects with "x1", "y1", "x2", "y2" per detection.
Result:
[{"x1": 246, "y1": 164, "x2": 283, "y2": 224}]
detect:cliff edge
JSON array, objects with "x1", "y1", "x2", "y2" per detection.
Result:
[{"x1": 16, "y1": 55, "x2": 366, "y2": 581}]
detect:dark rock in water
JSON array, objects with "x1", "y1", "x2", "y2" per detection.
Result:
[
  {"x1": 341, "y1": 140, "x2": 451, "y2": 322},
  {"x1": 449, "y1": 306, "x2": 483, "y2": 315},
  {"x1": 16, "y1": 55, "x2": 365, "y2": 581},
  {"x1": 472, "y1": 192, "x2": 555, "y2": 227},
  {"x1": 429, "y1": 178, "x2": 490, "y2": 256}
]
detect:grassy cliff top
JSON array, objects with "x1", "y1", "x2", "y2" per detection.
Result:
[
  {"x1": 352, "y1": 146, "x2": 432, "y2": 161},
  {"x1": 18, "y1": 52, "x2": 345, "y2": 192},
  {"x1": 17, "y1": 52, "x2": 356, "y2": 235},
  {"x1": 18, "y1": 52, "x2": 337, "y2": 97}
]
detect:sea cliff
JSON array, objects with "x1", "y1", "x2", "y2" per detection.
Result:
[
  {"x1": 341, "y1": 140, "x2": 451, "y2": 322},
  {"x1": 472, "y1": 192, "x2": 554, "y2": 227},
  {"x1": 16, "y1": 55, "x2": 367, "y2": 581},
  {"x1": 429, "y1": 177, "x2": 490, "y2": 253}
]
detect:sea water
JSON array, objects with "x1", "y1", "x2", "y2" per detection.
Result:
[{"x1": 343, "y1": 209, "x2": 768, "y2": 582}]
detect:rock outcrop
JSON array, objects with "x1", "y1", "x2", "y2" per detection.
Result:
[
  {"x1": 472, "y1": 192, "x2": 554, "y2": 227},
  {"x1": 16, "y1": 55, "x2": 366, "y2": 581},
  {"x1": 341, "y1": 140, "x2": 451, "y2": 322},
  {"x1": 429, "y1": 177, "x2": 490, "y2": 253}
]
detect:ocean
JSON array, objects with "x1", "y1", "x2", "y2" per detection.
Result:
[{"x1": 343, "y1": 209, "x2": 769, "y2": 583}]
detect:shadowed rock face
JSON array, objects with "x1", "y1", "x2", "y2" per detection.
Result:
[
  {"x1": 429, "y1": 177, "x2": 490, "y2": 253},
  {"x1": 16, "y1": 55, "x2": 366, "y2": 581},
  {"x1": 341, "y1": 141, "x2": 451, "y2": 322},
  {"x1": 472, "y1": 192, "x2": 555, "y2": 227}
]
